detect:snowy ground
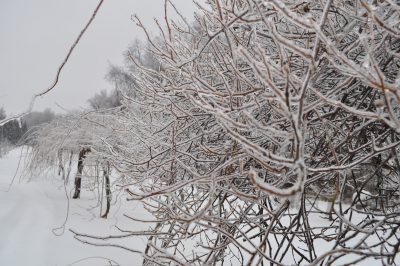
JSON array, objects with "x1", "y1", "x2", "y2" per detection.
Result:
[
  {"x1": 0, "y1": 148, "x2": 151, "y2": 266},
  {"x1": 1, "y1": 148, "x2": 398, "y2": 265}
]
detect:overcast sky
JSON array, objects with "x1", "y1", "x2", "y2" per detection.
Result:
[{"x1": 0, "y1": 0, "x2": 203, "y2": 115}]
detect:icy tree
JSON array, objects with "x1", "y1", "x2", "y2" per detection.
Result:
[
  {"x1": 32, "y1": 0, "x2": 400, "y2": 265},
  {"x1": 26, "y1": 109, "x2": 125, "y2": 217},
  {"x1": 87, "y1": 89, "x2": 122, "y2": 110}
]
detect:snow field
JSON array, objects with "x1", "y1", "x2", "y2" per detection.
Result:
[{"x1": 0, "y1": 148, "x2": 151, "y2": 266}]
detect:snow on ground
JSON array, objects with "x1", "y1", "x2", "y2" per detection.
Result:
[
  {"x1": 1, "y1": 148, "x2": 398, "y2": 265},
  {"x1": 0, "y1": 148, "x2": 151, "y2": 266}
]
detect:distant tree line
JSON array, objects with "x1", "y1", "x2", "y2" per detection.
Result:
[
  {"x1": 0, "y1": 107, "x2": 55, "y2": 146},
  {"x1": 0, "y1": 88, "x2": 120, "y2": 150}
]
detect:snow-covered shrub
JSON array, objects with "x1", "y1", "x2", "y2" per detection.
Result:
[{"x1": 33, "y1": 0, "x2": 400, "y2": 265}]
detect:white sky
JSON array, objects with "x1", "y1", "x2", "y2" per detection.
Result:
[{"x1": 0, "y1": 0, "x2": 202, "y2": 115}]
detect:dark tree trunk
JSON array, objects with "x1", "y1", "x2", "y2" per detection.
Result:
[
  {"x1": 101, "y1": 162, "x2": 111, "y2": 218},
  {"x1": 58, "y1": 149, "x2": 65, "y2": 181},
  {"x1": 73, "y1": 148, "x2": 90, "y2": 199}
]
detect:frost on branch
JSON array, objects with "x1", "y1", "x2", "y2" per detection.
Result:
[{"x1": 30, "y1": 0, "x2": 400, "y2": 265}]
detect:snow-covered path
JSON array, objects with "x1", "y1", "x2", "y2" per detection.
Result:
[
  {"x1": 0, "y1": 148, "x2": 148, "y2": 266},
  {"x1": 0, "y1": 180, "x2": 56, "y2": 264}
]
